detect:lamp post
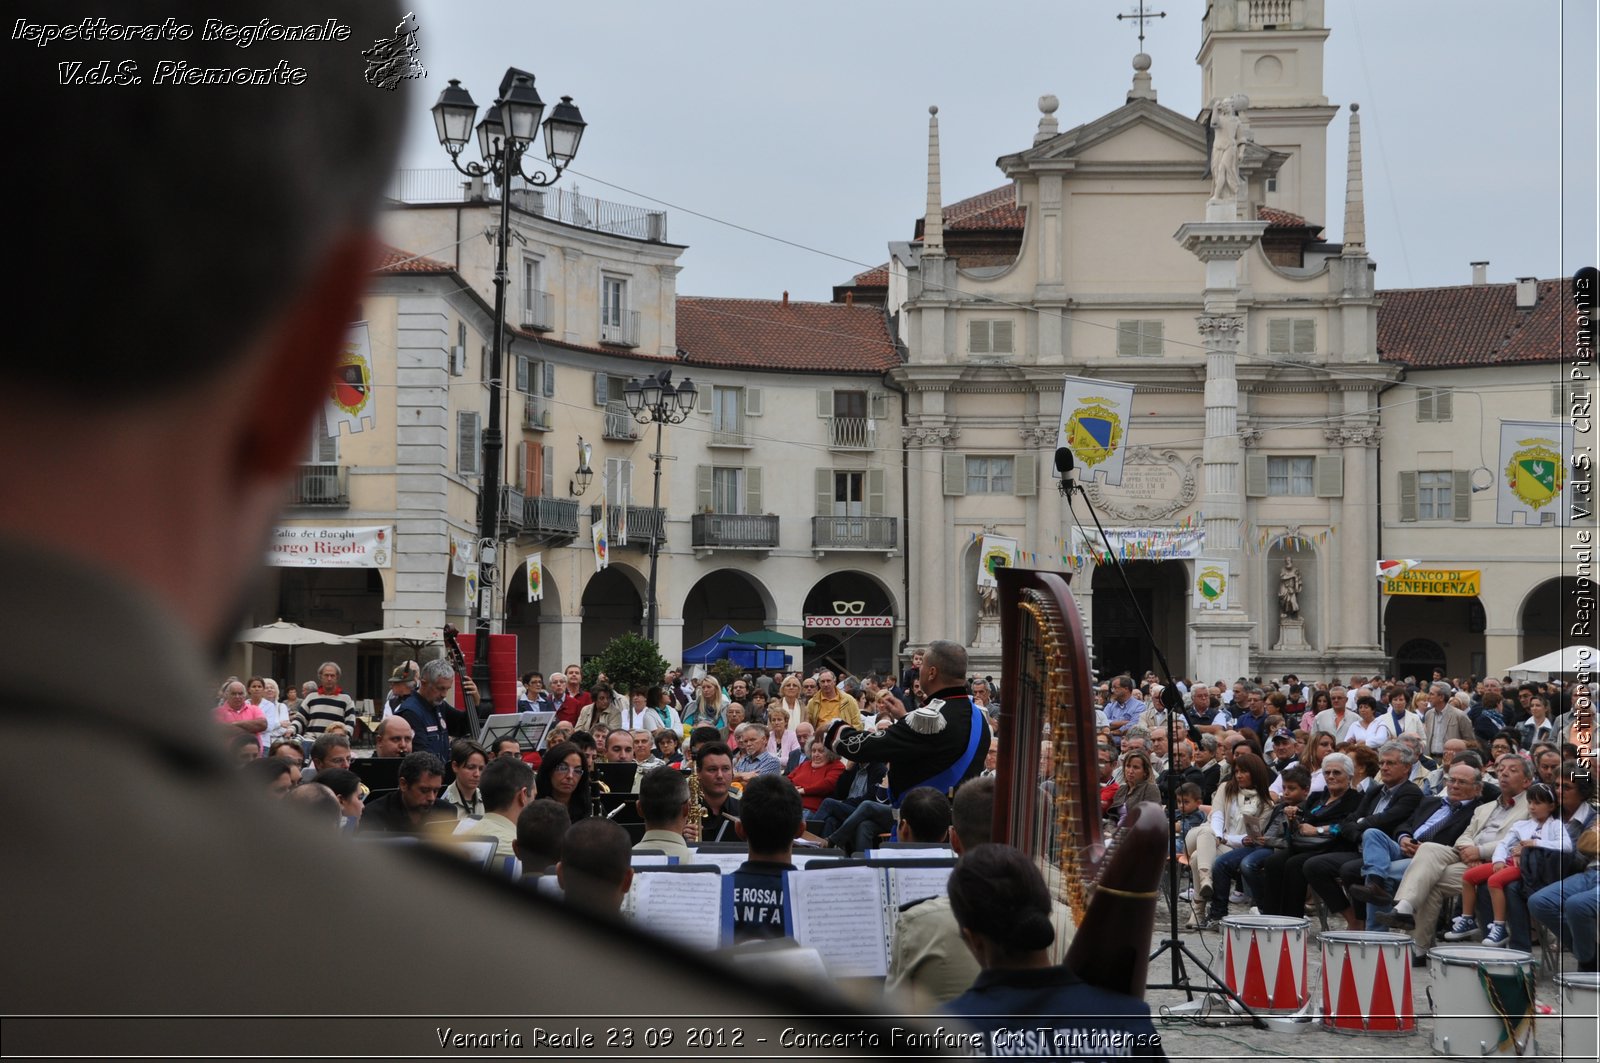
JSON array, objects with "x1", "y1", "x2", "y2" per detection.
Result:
[
  {"x1": 623, "y1": 369, "x2": 696, "y2": 644},
  {"x1": 432, "y1": 68, "x2": 586, "y2": 714}
]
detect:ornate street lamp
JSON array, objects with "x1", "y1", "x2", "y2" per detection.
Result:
[
  {"x1": 625, "y1": 370, "x2": 696, "y2": 642},
  {"x1": 431, "y1": 68, "x2": 586, "y2": 715}
]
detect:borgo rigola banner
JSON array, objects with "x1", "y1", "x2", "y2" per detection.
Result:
[{"x1": 267, "y1": 526, "x2": 392, "y2": 568}]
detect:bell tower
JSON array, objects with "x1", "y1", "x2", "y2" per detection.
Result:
[{"x1": 1197, "y1": 0, "x2": 1337, "y2": 223}]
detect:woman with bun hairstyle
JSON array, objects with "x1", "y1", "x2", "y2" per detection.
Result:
[{"x1": 943, "y1": 844, "x2": 1165, "y2": 1058}]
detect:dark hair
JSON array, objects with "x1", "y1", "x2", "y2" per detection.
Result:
[
  {"x1": 243, "y1": 757, "x2": 292, "y2": 787},
  {"x1": 15, "y1": 0, "x2": 406, "y2": 401},
  {"x1": 898, "y1": 787, "x2": 952, "y2": 844},
  {"x1": 1176, "y1": 781, "x2": 1204, "y2": 802},
  {"x1": 450, "y1": 739, "x2": 489, "y2": 768},
  {"x1": 1121, "y1": 749, "x2": 1154, "y2": 781},
  {"x1": 228, "y1": 732, "x2": 261, "y2": 758},
  {"x1": 1311, "y1": 690, "x2": 1332, "y2": 713},
  {"x1": 267, "y1": 738, "x2": 302, "y2": 759},
  {"x1": 492, "y1": 737, "x2": 522, "y2": 755},
  {"x1": 314, "y1": 768, "x2": 361, "y2": 802},
  {"x1": 638, "y1": 766, "x2": 691, "y2": 824},
  {"x1": 399, "y1": 751, "x2": 445, "y2": 785},
  {"x1": 947, "y1": 844, "x2": 1056, "y2": 957},
  {"x1": 1279, "y1": 766, "x2": 1313, "y2": 791},
  {"x1": 310, "y1": 732, "x2": 351, "y2": 763},
  {"x1": 569, "y1": 731, "x2": 598, "y2": 753},
  {"x1": 1228, "y1": 752, "x2": 1274, "y2": 798},
  {"x1": 1356, "y1": 695, "x2": 1381, "y2": 714},
  {"x1": 689, "y1": 726, "x2": 724, "y2": 751},
  {"x1": 1349, "y1": 744, "x2": 1380, "y2": 780},
  {"x1": 480, "y1": 757, "x2": 534, "y2": 813},
  {"x1": 514, "y1": 799, "x2": 572, "y2": 872},
  {"x1": 738, "y1": 774, "x2": 802, "y2": 853},
  {"x1": 559, "y1": 819, "x2": 632, "y2": 897},
  {"x1": 694, "y1": 741, "x2": 733, "y2": 768},
  {"x1": 951, "y1": 776, "x2": 995, "y2": 847},
  {"x1": 534, "y1": 741, "x2": 591, "y2": 820}
]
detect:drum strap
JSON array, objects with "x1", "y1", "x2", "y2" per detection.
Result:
[{"x1": 1476, "y1": 965, "x2": 1535, "y2": 1054}]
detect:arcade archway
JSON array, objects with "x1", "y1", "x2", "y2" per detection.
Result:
[
  {"x1": 505, "y1": 559, "x2": 563, "y2": 677},
  {"x1": 681, "y1": 570, "x2": 773, "y2": 648},
  {"x1": 1385, "y1": 594, "x2": 1486, "y2": 679},
  {"x1": 1090, "y1": 560, "x2": 1188, "y2": 680},
  {"x1": 801, "y1": 571, "x2": 897, "y2": 679},
  {"x1": 581, "y1": 565, "x2": 646, "y2": 659}
]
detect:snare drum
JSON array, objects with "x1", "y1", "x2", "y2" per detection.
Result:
[
  {"x1": 1318, "y1": 930, "x2": 1415, "y2": 1033},
  {"x1": 1426, "y1": 945, "x2": 1537, "y2": 1058},
  {"x1": 1551, "y1": 972, "x2": 1599, "y2": 1062},
  {"x1": 1220, "y1": 914, "x2": 1309, "y2": 1013}
]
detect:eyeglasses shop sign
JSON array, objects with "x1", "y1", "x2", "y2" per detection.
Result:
[
  {"x1": 805, "y1": 602, "x2": 893, "y2": 629},
  {"x1": 267, "y1": 526, "x2": 392, "y2": 568}
]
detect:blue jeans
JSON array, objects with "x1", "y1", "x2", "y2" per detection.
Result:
[
  {"x1": 810, "y1": 798, "x2": 857, "y2": 840},
  {"x1": 822, "y1": 800, "x2": 894, "y2": 854},
  {"x1": 1528, "y1": 869, "x2": 1600, "y2": 964},
  {"x1": 1230, "y1": 847, "x2": 1275, "y2": 911},
  {"x1": 1360, "y1": 830, "x2": 1405, "y2": 879}
]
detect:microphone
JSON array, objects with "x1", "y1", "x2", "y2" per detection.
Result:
[{"x1": 1055, "y1": 447, "x2": 1075, "y2": 496}]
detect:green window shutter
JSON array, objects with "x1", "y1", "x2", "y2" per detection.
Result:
[
  {"x1": 542, "y1": 445, "x2": 554, "y2": 498},
  {"x1": 593, "y1": 372, "x2": 608, "y2": 406},
  {"x1": 969, "y1": 320, "x2": 991, "y2": 354},
  {"x1": 1014, "y1": 454, "x2": 1037, "y2": 496},
  {"x1": 1142, "y1": 321, "x2": 1164, "y2": 357},
  {"x1": 1435, "y1": 389, "x2": 1453, "y2": 421},
  {"x1": 542, "y1": 361, "x2": 555, "y2": 397},
  {"x1": 992, "y1": 320, "x2": 1015, "y2": 354},
  {"x1": 1292, "y1": 319, "x2": 1316, "y2": 356},
  {"x1": 744, "y1": 388, "x2": 763, "y2": 417},
  {"x1": 457, "y1": 412, "x2": 481, "y2": 476},
  {"x1": 1314, "y1": 454, "x2": 1344, "y2": 498},
  {"x1": 745, "y1": 466, "x2": 763, "y2": 513},
  {"x1": 696, "y1": 465, "x2": 713, "y2": 512},
  {"x1": 814, "y1": 468, "x2": 832, "y2": 516},
  {"x1": 1245, "y1": 454, "x2": 1268, "y2": 497},
  {"x1": 1416, "y1": 390, "x2": 1434, "y2": 422},
  {"x1": 1268, "y1": 318, "x2": 1292, "y2": 355},
  {"x1": 1399, "y1": 470, "x2": 1418, "y2": 522},
  {"x1": 869, "y1": 392, "x2": 889, "y2": 419},
  {"x1": 816, "y1": 390, "x2": 833, "y2": 418},
  {"x1": 943, "y1": 453, "x2": 967, "y2": 496},
  {"x1": 1452, "y1": 470, "x2": 1472, "y2": 522},
  {"x1": 515, "y1": 356, "x2": 530, "y2": 392},
  {"x1": 1116, "y1": 320, "x2": 1139, "y2": 357},
  {"x1": 866, "y1": 467, "x2": 886, "y2": 515}
]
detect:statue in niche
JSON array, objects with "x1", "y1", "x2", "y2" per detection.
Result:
[
  {"x1": 1277, "y1": 557, "x2": 1303, "y2": 619},
  {"x1": 1209, "y1": 95, "x2": 1247, "y2": 203},
  {"x1": 978, "y1": 582, "x2": 1000, "y2": 619}
]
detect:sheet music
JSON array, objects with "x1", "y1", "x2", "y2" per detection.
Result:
[
  {"x1": 785, "y1": 866, "x2": 889, "y2": 977},
  {"x1": 791, "y1": 851, "x2": 846, "y2": 870},
  {"x1": 866, "y1": 847, "x2": 955, "y2": 861},
  {"x1": 694, "y1": 851, "x2": 749, "y2": 877},
  {"x1": 630, "y1": 853, "x2": 673, "y2": 867},
  {"x1": 887, "y1": 864, "x2": 953, "y2": 909},
  {"x1": 628, "y1": 872, "x2": 724, "y2": 951}
]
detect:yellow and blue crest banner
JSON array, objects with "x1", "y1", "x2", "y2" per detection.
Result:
[{"x1": 1056, "y1": 376, "x2": 1135, "y2": 485}]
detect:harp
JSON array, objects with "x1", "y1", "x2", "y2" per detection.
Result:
[{"x1": 993, "y1": 566, "x2": 1165, "y2": 996}]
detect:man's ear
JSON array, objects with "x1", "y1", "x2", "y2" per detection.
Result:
[
  {"x1": 948, "y1": 825, "x2": 964, "y2": 855},
  {"x1": 236, "y1": 231, "x2": 382, "y2": 481},
  {"x1": 735, "y1": 820, "x2": 748, "y2": 842}
]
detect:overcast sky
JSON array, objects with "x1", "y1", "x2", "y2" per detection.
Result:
[{"x1": 399, "y1": 0, "x2": 1596, "y2": 300}]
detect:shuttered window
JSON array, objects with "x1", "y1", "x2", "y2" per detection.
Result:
[
  {"x1": 968, "y1": 319, "x2": 1016, "y2": 355},
  {"x1": 456, "y1": 412, "x2": 481, "y2": 476},
  {"x1": 1267, "y1": 318, "x2": 1316, "y2": 358},
  {"x1": 1416, "y1": 387, "x2": 1454, "y2": 422},
  {"x1": 1115, "y1": 319, "x2": 1164, "y2": 357},
  {"x1": 1399, "y1": 470, "x2": 1471, "y2": 522}
]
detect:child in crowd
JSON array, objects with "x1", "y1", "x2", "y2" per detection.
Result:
[
  {"x1": 1173, "y1": 783, "x2": 1206, "y2": 855},
  {"x1": 1445, "y1": 781, "x2": 1569, "y2": 946}
]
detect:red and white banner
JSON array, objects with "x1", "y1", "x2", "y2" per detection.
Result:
[
  {"x1": 268, "y1": 525, "x2": 391, "y2": 568},
  {"x1": 804, "y1": 615, "x2": 894, "y2": 629}
]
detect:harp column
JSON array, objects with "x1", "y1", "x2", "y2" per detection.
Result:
[{"x1": 1175, "y1": 205, "x2": 1265, "y2": 684}]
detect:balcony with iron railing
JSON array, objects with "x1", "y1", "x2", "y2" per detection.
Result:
[
  {"x1": 522, "y1": 496, "x2": 580, "y2": 542},
  {"x1": 476, "y1": 485, "x2": 527, "y2": 538},
  {"x1": 708, "y1": 421, "x2": 751, "y2": 448},
  {"x1": 600, "y1": 309, "x2": 641, "y2": 348},
  {"x1": 826, "y1": 416, "x2": 876, "y2": 450},
  {"x1": 691, "y1": 513, "x2": 779, "y2": 550},
  {"x1": 812, "y1": 515, "x2": 898, "y2": 552},
  {"x1": 602, "y1": 401, "x2": 637, "y2": 441},
  {"x1": 589, "y1": 504, "x2": 667, "y2": 547},
  {"x1": 523, "y1": 394, "x2": 553, "y2": 432},
  {"x1": 384, "y1": 170, "x2": 669, "y2": 243},
  {"x1": 289, "y1": 464, "x2": 348, "y2": 507},
  {"x1": 522, "y1": 289, "x2": 552, "y2": 331}
]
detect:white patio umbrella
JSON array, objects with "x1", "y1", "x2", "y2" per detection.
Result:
[
  {"x1": 343, "y1": 624, "x2": 445, "y2": 651},
  {"x1": 1504, "y1": 644, "x2": 1600, "y2": 678},
  {"x1": 236, "y1": 619, "x2": 357, "y2": 647}
]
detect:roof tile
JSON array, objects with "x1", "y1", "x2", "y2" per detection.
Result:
[
  {"x1": 675, "y1": 297, "x2": 899, "y2": 373},
  {"x1": 1377, "y1": 280, "x2": 1564, "y2": 368},
  {"x1": 374, "y1": 244, "x2": 455, "y2": 274}
]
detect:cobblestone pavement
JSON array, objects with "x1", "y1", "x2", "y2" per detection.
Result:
[{"x1": 1137, "y1": 921, "x2": 1593, "y2": 1062}]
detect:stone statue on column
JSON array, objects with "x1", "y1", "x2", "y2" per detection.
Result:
[{"x1": 1208, "y1": 95, "x2": 1248, "y2": 204}]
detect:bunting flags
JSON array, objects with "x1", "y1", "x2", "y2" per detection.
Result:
[
  {"x1": 1056, "y1": 376, "x2": 1136, "y2": 485},
  {"x1": 1497, "y1": 420, "x2": 1574, "y2": 526},
  {"x1": 977, "y1": 535, "x2": 1018, "y2": 587},
  {"x1": 324, "y1": 322, "x2": 375, "y2": 437},
  {"x1": 526, "y1": 552, "x2": 544, "y2": 602}
]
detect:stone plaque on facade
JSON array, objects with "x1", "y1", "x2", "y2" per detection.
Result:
[{"x1": 1082, "y1": 447, "x2": 1200, "y2": 523}]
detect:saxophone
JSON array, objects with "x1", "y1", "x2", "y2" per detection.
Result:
[{"x1": 686, "y1": 767, "x2": 706, "y2": 842}]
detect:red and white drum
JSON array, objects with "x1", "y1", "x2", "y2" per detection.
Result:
[
  {"x1": 1426, "y1": 945, "x2": 1538, "y2": 1058},
  {"x1": 1317, "y1": 930, "x2": 1415, "y2": 1033},
  {"x1": 1552, "y1": 972, "x2": 1598, "y2": 1062},
  {"x1": 1220, "y1": 914, "x2": 1310, "y2": 1013}
]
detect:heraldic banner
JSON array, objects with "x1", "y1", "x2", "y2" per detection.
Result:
[
  {"x1": 1055, "y1": 375, "x2": 1135, "y2": 486},
  {"x1": 1192, "y1": 559, "x2": 1230, "y2": 610},
  {"x1": 1496, "y1": 420, "x2": 1574, "y2": 526},
  {"x1": 976, "y1": 535, "x2": 1018, "y2": 588},
  {"x1": 324, "y1": 321, "x2": 375, "y2": 437},
  {"x1": 526, "y1": 552, "x2": 543, "y2": 602}
]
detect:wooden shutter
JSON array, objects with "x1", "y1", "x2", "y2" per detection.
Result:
[
  {"x1": 814, "y1": 468, "x2": 833, "y2": 515},
  {"x1": 1452, "y1": 470, "x2": 1472, "y2": 522},
  {"x1": 1398, "y1": 470, "x2": 1418, "y2": 522},
  {"x1": 745, "y1": 466, "x2": 763, "y2": 513},
  {"x1": 313, "y1": 428, "x2": 338, "y2": 464},
  {"x1": 542, "y1": 361, "x2": 556, "y2": 397},
  {"x1": 1116, "y1": 320, "x2": 1139, "y2": 357},
  {"x1": 816, "y1": 390, "x2": 833, "y2": 418},
  {"x1": 866, "y1": 467, "x2": 886, "y2": 515},
  {"x1": 542, "y1": 445, "x2": 554, "y2": 497},
  {"x1": 1434, "y1": 389, "x2": 1453, "y2": 421},
  {"x1": 522, "y1": 441, "x2": 540, "y2": 496},
  {"x1": 457, "y1": 412, "x2": 481, "y2": 476},
  {"x1": 1141, "y1": 321, "x2": 1164, "y2": 357},
  {"x1": 594, "y1": 372, "x2": 608, "y2": 405},
  {"x1": 515, "y1": 356, "x2": 530, "y2": 393},
  {"x1": 1014, "y1": 453, "x2": 1037, "y2": 496},
  {"x1": 992, "y1": 320, "x2": 1015, "y2": 354},
  {"x1": 1245, "y1": 454, "x2": 1268, "y2": 497},
  {"x1": 1314, "y1": 454, "x2": 1344, "y2": 498},
  {"x1": 1553, "y1": 383, "x2": 1566, "y2": 417},
  {"x1": 943, "y1": 453, "x2": 967, "y2": 496},
  {"x1": 1416, "y1": 390, "x2": 1435, "y2": 421},
  {"x1": 1292, "y1": 319, "x2": 1315, "y2": 356},
  {"x1": 696, "y1": 465, "x2": 713, "y2": 512},
  {"x1": 1268, "y1": 318, "x2": 1292, "y2": 355},
  {"x1": 745, "y1": 388, "x2": 763, "y2": 417},
  {"x1": 969, "y1": 320, "x2": 991, "y2": 354}
]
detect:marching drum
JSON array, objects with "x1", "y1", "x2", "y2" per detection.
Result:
[
  {"x1": 1551, "y1": 972, "x2": 1599, "y2": 1061},
  {"x1": 1220, "y1": 914, "x2": 1310, "y2": 1013},
  {"x1": 1318, "y1": 930, "x2": 1415, "y2": 1033},
  {"x1": 1426, "y1": 945, "x2": 1538, "y2": 1058}
]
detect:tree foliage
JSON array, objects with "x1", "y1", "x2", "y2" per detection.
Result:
[{"x1": 581, "y1": 633, "x2": 672, "y2": 698}]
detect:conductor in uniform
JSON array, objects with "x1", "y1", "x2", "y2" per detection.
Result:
[{"x1": 823, "y1": 640, "x2": 991, "y2": 806}]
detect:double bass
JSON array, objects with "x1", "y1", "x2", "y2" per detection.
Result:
[
  {"x1": 441, "y1": 624, "x2": 484, "y2": 741},
  {"x1": 992, "y1": 566, "x2": 1166, "y2": 996}
]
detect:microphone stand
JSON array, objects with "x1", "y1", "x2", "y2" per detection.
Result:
[{"x1": 1060, "y1": 467, "x2": 1264, "y2": 1027}]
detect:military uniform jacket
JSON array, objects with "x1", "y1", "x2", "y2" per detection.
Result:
[{"x1": 823, "y1": 687, "x2": 990, "y2": 804}]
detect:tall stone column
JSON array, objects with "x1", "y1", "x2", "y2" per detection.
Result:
[
  {"x1": 1327, "y1": 423, "x2": 1384, "y2": 669},
  {"x1": 903, "y1": 423, "x2": 956, "y2": 650}
]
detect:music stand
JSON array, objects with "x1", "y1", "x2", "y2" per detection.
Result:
[
  {"x1": 593, "y1": 761, "x2": 640, "y2": 795},
  {"x1": 1061, "y1": 455, "x2": 1265, "y2": 1028},
  {"x1": 476, "y1": 711, "x2": 554, "y2": 754}
]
